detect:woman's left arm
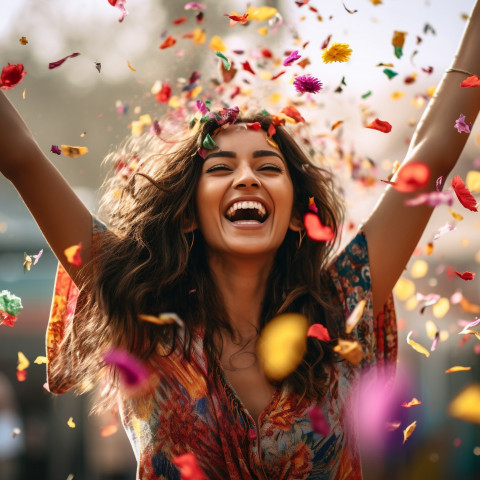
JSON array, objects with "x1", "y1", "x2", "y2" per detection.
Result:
[{"x1": 363, "y1": 0, "x2": 480, "y2": 318}]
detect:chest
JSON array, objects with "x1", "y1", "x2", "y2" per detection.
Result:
[{"x1": 219, "y1": 342, "x2": 277, "y2": 422}]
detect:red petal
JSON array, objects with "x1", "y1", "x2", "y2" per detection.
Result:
[
  {"x1": 173, "y1": 453, "x2": 207, "y2": 480},
  {"x1": 455, "y1": 271, "x2": 476, "y2": 281},
  {"x1": 270, "y1": 70, "x2": 286, "y2": 80},
  {"x1": 0, "y1": 309, "x2": 17, "y2": 327},
  {"x1": 172, "y1": 16, "x2": 188, "y2": 25},
  {"x1": 393, "y1": 162, "x2": 430, "y2": 193},
  {"x1": 460, "y1": 75, "x2": 480, "y2": 88},
  {"x1": 303, "y1": 213, "x2": 334, "y2": 241},
  {"x1": 159, "y1": 35, "x2": 176, "y2": 49},
  {"x1": 241, "y1": 61, "x2": 255, "y2": 75},
  {"x1": 365, "y1": 118, "x2": 392, "y2": 133},
  {"x1": 307, "y1": 324, "x2": 331, "y2": 341},
  {"x1": 16, "y1": 370, "x2": 27, "y2": 382},
  {"x1": 280, "y1": 106, "x2": 305, "y2": 123},
  {"x1": 246, "y1": 122, "x2": 262, "y2": 130},
  {"x1": 0, "y1": 63, "x2": 26, "y2": 90},
  {"x1": 451, "y1": 175, "x2": 478, "y2": 211}
]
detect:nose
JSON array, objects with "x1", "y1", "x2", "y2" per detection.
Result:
[{"x1": 233, "y1": 165, "x2": 261, "y2": 189}]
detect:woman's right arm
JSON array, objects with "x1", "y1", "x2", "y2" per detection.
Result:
[{"x1": 0, "y1": 90, "x2": 93, "y2": 282}]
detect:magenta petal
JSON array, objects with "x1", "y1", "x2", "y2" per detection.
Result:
[
  {"x1": 103, "y1": 348, "x2": 149, "y2": 388},
  {"x1": 283, "y1": 50, "x2": 301, "y2": 67},
  {"x1": 308, "y1": 406, "x2": 330, "y2": 436},
  {"x1": 48, "y1": 53, "x2": 81, "y2": 70}
]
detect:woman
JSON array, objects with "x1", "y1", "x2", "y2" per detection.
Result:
[{"x1": 1, "y1": 1, "x2": 479, "y2": 478}]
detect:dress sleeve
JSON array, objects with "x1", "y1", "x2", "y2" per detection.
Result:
[
  {"x1": 45, "y1": 215, "x2": 107, "y2": 393},
  {"x1": 327, "y1": 231, "x2": 397, "y2": 374}
]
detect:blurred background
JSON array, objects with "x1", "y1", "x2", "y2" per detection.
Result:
[{"x1": 0, "y1": 0, "x2": 479, "y2": 479}]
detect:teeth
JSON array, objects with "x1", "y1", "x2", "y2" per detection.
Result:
[{"x1": 225, "y1": 201, "x2": 267, "y2": 219}]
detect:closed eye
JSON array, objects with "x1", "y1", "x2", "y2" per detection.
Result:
[
  {"x1": 205, "y1": 164, "x2": 232, "y2": 173},
  {"x1": 258, "y1": 164, "x2": 283, "y2": 172}
]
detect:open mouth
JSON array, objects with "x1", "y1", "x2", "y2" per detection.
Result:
[{"x1": 225, "y1": 201, "x2": 269, "y2": 223}]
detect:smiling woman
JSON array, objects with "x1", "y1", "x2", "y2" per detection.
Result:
[{"x1": 1, "y1": 0, "x2": 480, "y2": 478}]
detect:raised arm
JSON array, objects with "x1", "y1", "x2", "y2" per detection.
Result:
[
  {"x1": 363, "y1": 1, "x2": 480, "y2": 318},
  {"x1": 0, "y1": 90, "x2": 93, "y2": 282}
]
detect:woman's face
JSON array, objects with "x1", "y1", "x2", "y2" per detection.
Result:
[{"x1": 195, "y1": 125, "x2": 299, "y2": 258}]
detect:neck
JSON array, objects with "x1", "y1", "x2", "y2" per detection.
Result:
[{"x1": 208, "y1": 251, "x2": 275, "y2": 340}]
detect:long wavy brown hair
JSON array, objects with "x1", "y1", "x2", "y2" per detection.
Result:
[{"x1": 48, "y1": 110, "x2": 345, "y2": 411}]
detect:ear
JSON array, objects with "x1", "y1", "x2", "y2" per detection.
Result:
[{"x1": 288, "y1": 209, "x2": 303, "y2": 232}]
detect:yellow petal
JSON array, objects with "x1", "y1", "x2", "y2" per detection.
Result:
[
  {"x1": 410, "y1": 259, "x2": 428, "y2": 279},
  {"x1": 466, "y1": 170, "x2": 480, "y2": 193},
  {"x1": 17, "y1": 352, "x2": 30, "y2": 371},
  {"x1": 247, "y1": 6, "x2": 278, "y2": 21},
  {"x1": 432, "y1": 297, "x2": 450, "y2": 318},
  {"x1": 257, "y1": 26, "x2": 269, "y2": 36},
  {"x1": 393, "y1": 277, "x2": 415, "y2": 301},
  {"x1": 449, "y1": 208, "x2": 464, "y2": 221},
  {"x1": 403, "y1": 420, "x2": 417, "y2": 443},
  {"x1": 425, "y1": 320, "x2": 438, "y2": 339},
  {"x1": 345, "y1": 299, "x2": 366, "y2": 334},
  {"x1": 34, "y1": 356, "x2": 48, "y2": 364},
  {"x1": 405, "y1": 296, "x2": 418, "y2": 311},
  {"x1": 445, "y1": 366, "x2": 472, "y2": 374},
  {"x1": 333, "y1": 339, "x2": 363, "y2": 365},
  {"x1": 67, "y1": 417, "x2": 76, "y2": 428},
  {"x1": 257, "y1": 313, "x2": 308, "y2": 381},
  {"x1": 406, "y1": 331, "x2": 430, "y2": 358},
  {"x1": 168, "y1": 96, "x2": 181, "y2": 108},
  {"x1": 190, "y1": 85, "x2": 203, "y2": 98},
  {"x1": 138, "y1": 312, "x2": 184, "y2": 327},
  {"x1": 209, "y1": 35, "x2": 226, "y2": 52},
  {"x1": 192, "y1": 28, "x2": 206, "y2": 45},
  {"x1": 448, "y1": 383, "x2": 480, "y2": 424},
  {"x1": 391, "y1": 91, "x2": 405, "y2": 100},
  {"x1": 60, "y1": 145, "x2": 89, "y2": 158},
  {"x1": 127, "y1": 60, "x2": 136, "y2": 71},
  {"x1": 268, "y1": 93, "x2": 282, "y2": 105}
]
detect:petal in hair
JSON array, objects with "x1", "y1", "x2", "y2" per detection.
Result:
[
  {"x1": 303, "y1": 213, "x2": 334, "y2": 241},
  {"x1": 307, "y1": 324, "x2": 331, "y2": 342}
]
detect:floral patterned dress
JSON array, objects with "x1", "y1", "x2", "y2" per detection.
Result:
[{"x1": 46, "y1": 217, "x2": 397, "y2": 480}]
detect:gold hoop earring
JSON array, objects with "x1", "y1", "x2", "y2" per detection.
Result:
[
  {"x1": 297, "y1": 231, "x2": 305, "y2": 249},
  {"x1": 188, "y1": 231, "x2": 195, "y2": 252}
]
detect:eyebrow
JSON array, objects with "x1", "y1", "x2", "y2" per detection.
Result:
[{"x1": 204, "y1": 150, "x2": 284, "y2": 162}]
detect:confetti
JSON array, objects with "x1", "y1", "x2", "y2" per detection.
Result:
[
  {"x1": 67, "y1": 417, "x2": 76, "y2": 428},
  {"x1": 448, "y1": 383, "x2": 480, "y2": 424},
  {"x1": 108, "y1": 0, "x2": 128, "y2": 22},
  {"x1": 345, "y1": 299, "x2": 366, "y2": 334},
  {"x1": 308, "y1": 406, "x2": 331, "y2": 436},
  {"x1": 307, "y1": 323, "x2": 331, "y2": 342},
  {"x1": 48, "y1": 53, "x2": 80, "y2": 69},
  {"x1": 303, "y1": 212, "x2": 334, "y2": 241},
  {"x1": 100, "y1": 423, "x2": 119, "y2": 437},
  {"x1": 455, "y1": 271, "x2": 476, "y2": 281},
  {"x1": 460, "y1": 75, "x2": 480, "y2": 88},
  {"x1": 17, "y1": 351, "x2": 30, "y2": 371},
  {"x1": 209, "y1": 36, "x2": 226, "y2": 52},
  {"x1": 406, "y1": 331, "x2": 430, "y2": 357},
  {"x1": 60, "y1": 145, "x2": 89, "y2": 158},
  {"x1": 333, "y1": 339, "x2": 363, "y2": 365},
  {"x1": 0, "y1": 63, "x2": 26, "y2": 90},
  {"x1": 103, "y1": 348, "x2": 150, "y2": 391},
  {"x1": 401, "y1": 397, "x2": 422, "y2": 408},
  {"x1": 451, "y1": 175, "x2": 478, "y2": 212},
  {"x1": 126, "y1": 60, "x2": 136, "y2": 71},
  {"x1": 445, "y1": 366, "x2": 471, "y2": 374},
  {"x1": 365, "y1": 118, "x2": 392, "y2": 133},
  {"x1": 382, "y1": 162, "x2": 430, "y2": 192},
  {"x1": 64, "y1": 243, "x2": 83, "y2": 267},
  {"x1": 224, "y1": 12, "x2": 249, "y2": 27},
  {"x1": 392, "y1": 31, "x2": 407, "y2": 59},
  {"x1": 173, "y1": 453, "x2": 207, "y2": 480},
  {"x1": 159, "y1": 35, "x2": 177, "y2": 49},
  {"x1": 0, "y1": 290, "x2": 23, "y2": 318},
  {"x1": 215, "y1": 52, "x2": 231, "y2": 71},
  {"x1": 454, "y1": 113, "x2": 471, "y2": 133},
  {"x1": 257, "y1": 313, "x2": 308, "y2": 381},
  {"x1": 322, "y1": 43, "x2": 352, "y2": 63},
  {"x1": 283, "y1": 50, "x2": 301, "y2": 67},
  {"x1": 383, "y1": 68, "x2": 398, "y2": 79},
  {"x1": 403, "y1": 420, "x2": 417, "y2": 443},
  {"x1": 138, "y1": 312, "x2": 184, "y2": 327}
]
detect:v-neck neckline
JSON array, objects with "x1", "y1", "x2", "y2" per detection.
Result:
[{"x1": 215, "y1": 359, "x2": 282, "y2": 427}]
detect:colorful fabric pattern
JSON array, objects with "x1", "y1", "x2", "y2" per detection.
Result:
[{"x1": 46, "y1": 219, "x2": 397, "y2": 479}]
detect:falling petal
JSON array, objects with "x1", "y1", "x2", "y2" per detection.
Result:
[
  {"x1": 448, "y1": 383, "x2": 480, "y2": 424},
  {"x1": 307, "y1": 323, "x2": 331, "y2": 342},
  {"x1": 67, "y1": 417, "x2": 76, "y2": 428},
  {"x1": 303, "y1": 213, "x2": 334, "y2": 241},
  {"x1": 64, "y1": 243, "x2": 83, "y2": 266},
  {"x1": 60, "y1": 145, "x2": 89, "y2": 158},
  {"x1": 445, "y1": 366, "x2": 471, "y2": 374},
  {"x1": 333, "y1": 339, "x2": 363, "y2": 365},
  {"x1": 17, "y1": 352, "x2": 30, "y2": 371},
  {"x1": 103, "y1": 348, "x2": 150, "y2": 389},
  {"x1": 173, "y1": 453, "x2": 207, "y2": 480},
  {"x1": 257, "y1": 313, "x2": 308, "y2": 381},
  {"x1": 403, "y1": 420, "x2": 417, "y2": 443},
  {"x1": 308, "y1": 406, "x2": 331, "y2": 436},
  {"x1": 406, "y1": 331, "x2": 430, "y2": 357},
  {"x1": 48, "y1": 53, "x2": 80, "y2": 69},
  {"x1": 451, "y1": 175, "x2": 478, "y2": 212},
  {"x1": 401, "y1": 397, "x2": 422, "y2": 408},
  {"x1": 0, "y1": 63, "x2": 27, "y2": 90},
  {"x1": 345, "y1": 299, "x2": 366, "y2": 334}
]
